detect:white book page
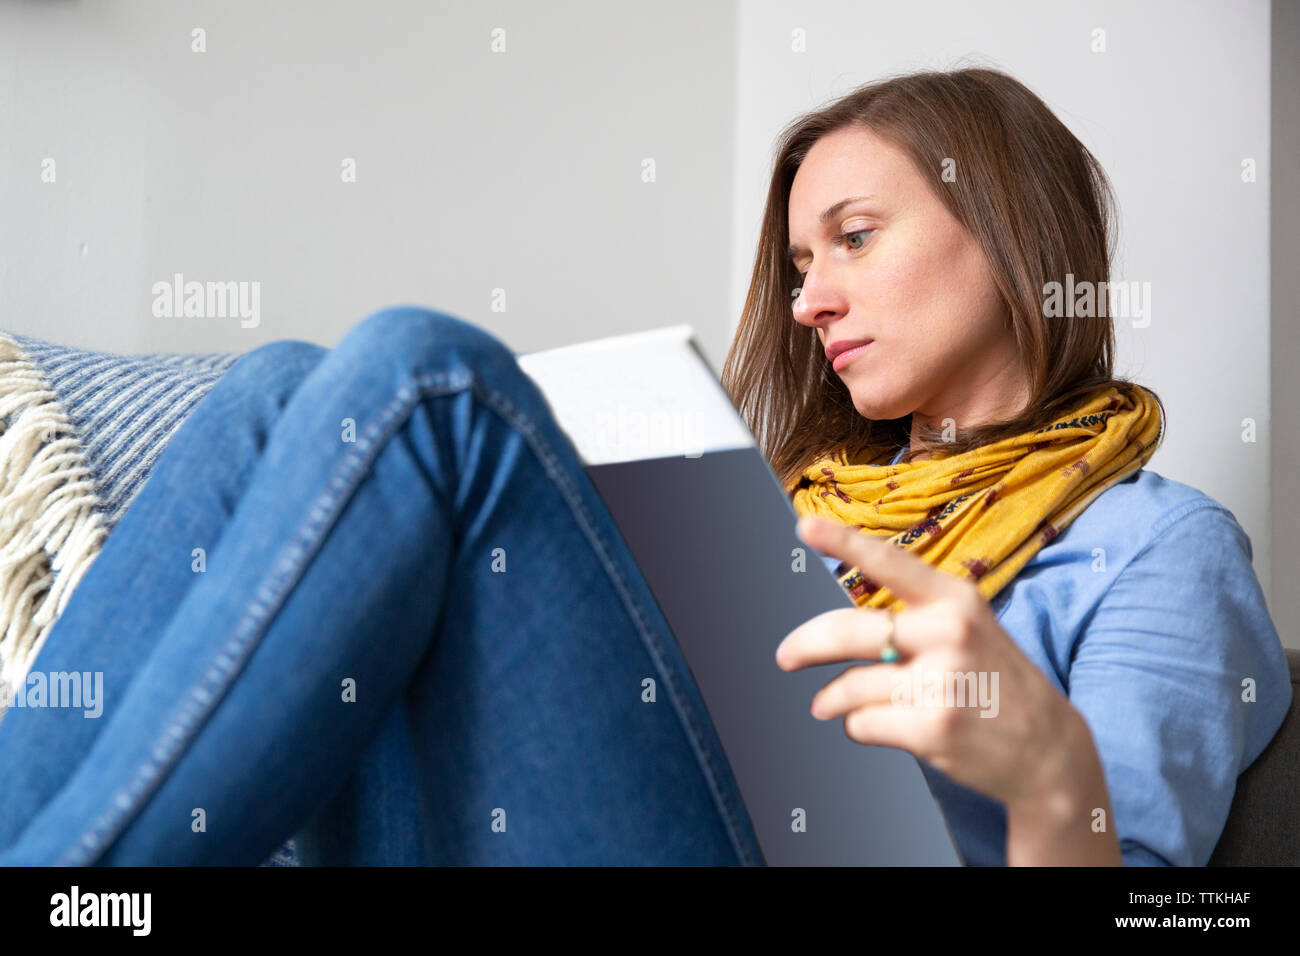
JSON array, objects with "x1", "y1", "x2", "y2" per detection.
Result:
[{"x1": 516, "y1": 325, "x2": 755, "y2": 466}]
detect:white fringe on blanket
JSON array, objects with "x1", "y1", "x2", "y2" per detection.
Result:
[{"x1": 0, "y1": 331, "x2": 108, "y2": 717}]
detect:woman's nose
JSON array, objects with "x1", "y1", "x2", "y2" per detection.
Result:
[{"x1": 791, "y1": 272, "x2": 843, "y2": 329}]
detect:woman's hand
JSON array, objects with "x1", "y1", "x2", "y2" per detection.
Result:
[{"x1": 776, "y1": 516, "x2": 1122, "y2": 865}]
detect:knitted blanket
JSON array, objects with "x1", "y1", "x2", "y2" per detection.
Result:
[{"x1": 0, "y1": 330, "x2": 299, "y2": 866}]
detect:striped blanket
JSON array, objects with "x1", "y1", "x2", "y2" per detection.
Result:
[
  {"x1": 0, "y1": 330, "x2": 299, "y2": 865},
  {"x1": 0, "y1": 331, "x2": 239, "y2": 706}
]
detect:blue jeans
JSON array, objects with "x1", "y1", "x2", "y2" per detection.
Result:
[{"x1": 0, "y1": 306, "x2": 765, "y2": 866}]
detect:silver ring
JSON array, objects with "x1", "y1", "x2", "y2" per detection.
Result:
[{"x1": 880, "y1": 609, "x2": 900, "y2": 662}]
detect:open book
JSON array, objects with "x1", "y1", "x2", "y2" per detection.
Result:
[{"x1": 517, "y1": 326, "x2": 961, "y2": 866}]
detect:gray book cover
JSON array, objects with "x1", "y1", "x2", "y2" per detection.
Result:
[{"x1": 519, "y1": 326, "x2": 962, "y2": 865}]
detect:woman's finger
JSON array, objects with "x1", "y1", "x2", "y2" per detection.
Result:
[
  {"x1": 775, "y1": 602, "x2": 952, "y2": 670},
  {"x1": 840, "y1": 700, "x2": 932, "y2": 755},
  {"x1": 809, "y1": 662, "x2": 904, "y2": 719},
  {"x1": 797, "y1": 515, "x2": 966, "y2": 606}
]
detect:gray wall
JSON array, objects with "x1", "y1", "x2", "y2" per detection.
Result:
[
  {"x1": 1272, "y1": 0, "x2": 1299, "y2": 648},
  {"x1": 0, "y1": 0, "x2": 738, "y2": 363}
]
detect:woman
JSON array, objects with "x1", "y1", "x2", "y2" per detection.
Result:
[
  {"x1": 0, "y1": 68, "x2": 1289, "y2": 866},
  {"x1": 729, "y1": 68, "x2": 1290, "y2": 866}
]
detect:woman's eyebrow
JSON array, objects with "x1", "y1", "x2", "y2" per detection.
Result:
[{"x1": 787, "y1": 194, "x2": 879, "y2": 260}]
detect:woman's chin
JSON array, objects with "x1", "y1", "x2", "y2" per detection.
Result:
[{"x1": 850, "y1": 393, "x2": 913, "y2": 423}]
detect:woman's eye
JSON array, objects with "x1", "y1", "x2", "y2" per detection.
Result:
[
  {"x1": 794, "y1": 228, "x2": 874, "y2": 278},
  {"x1": 835, "y1": 228, "x2": 873, "y2": 251}
]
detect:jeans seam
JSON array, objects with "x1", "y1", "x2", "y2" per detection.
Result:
[
  {"x1": 63, "y1": 371, "x2": 474, "y2": 864},
  {"x1": 65, "y1": 365, "x2": 757, "y2": 866}
]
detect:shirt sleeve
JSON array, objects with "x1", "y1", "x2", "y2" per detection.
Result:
[{"x1": 1065, "y1": 501, "x2": 1293, "y2": 866}]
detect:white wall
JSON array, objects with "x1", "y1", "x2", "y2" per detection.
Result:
[
  {"x1": 730, "y1": 0, "x2": 1287, "y2": 641},
  {"x1": 0, "y1": 0, "x2": 738, "y2": 363}
]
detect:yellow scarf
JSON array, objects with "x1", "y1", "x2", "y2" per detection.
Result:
[{"x1": 787, "y1": 383, "x2": 1164, "y2": 612}]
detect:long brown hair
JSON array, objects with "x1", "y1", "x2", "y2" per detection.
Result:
[{"x1": 720, "y1": 67, "x2": 1164, "y2": 490}]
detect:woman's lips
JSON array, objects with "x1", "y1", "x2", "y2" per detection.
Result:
[{"x1": 832, "y1": 341, "x2": 873, "y2": 372}]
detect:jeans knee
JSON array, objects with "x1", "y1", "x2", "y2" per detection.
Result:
[
  {"x1": 218, "y1": 339, "x2": 327, "y2": 419},
  {"x1": 229, "y1": 338, "x2": 328, "y2": 385},
  {"x1": 338, "y1": 305, "x2": 521, "y2": 389}
]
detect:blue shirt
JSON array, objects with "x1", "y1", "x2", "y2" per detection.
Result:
[{"x1": 816, "y1": 444, "x2": 1292, "y2": 866}]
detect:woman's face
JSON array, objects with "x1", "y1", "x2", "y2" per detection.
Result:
[{"x1": 788, "y1": 124, "x2": 1029, "y2": 434}]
